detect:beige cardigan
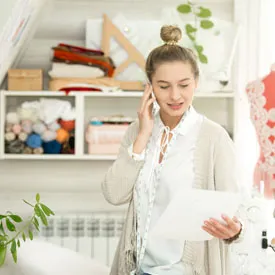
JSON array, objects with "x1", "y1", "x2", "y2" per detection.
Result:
[{"x1": 102, "y1": 116, "x2": 240, "y2": 275}]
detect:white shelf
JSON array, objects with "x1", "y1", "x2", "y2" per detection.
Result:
[
  {"x1": 0, "y1": 89, "x2": 235, "y2": 161},
  {"x1": 2, "y1": 154, "x2": 117, "y2": 160},
  {"x1": 2, "y1": 90, "x2": 234, "y2": 98}
]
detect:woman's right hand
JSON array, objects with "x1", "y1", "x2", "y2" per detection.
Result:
[{"x1": 133, "y1": 84, "x2": 156, "y2": 154}]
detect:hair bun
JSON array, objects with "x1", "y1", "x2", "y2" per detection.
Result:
[{"x1": 160, "y1": 25, "x2": 182, "y2": 45}]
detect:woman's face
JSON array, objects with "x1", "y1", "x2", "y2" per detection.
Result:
[{"x1": 151, "y1": 61, "x2": 197, "y2": 118}]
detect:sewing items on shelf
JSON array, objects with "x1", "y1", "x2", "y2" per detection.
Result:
[{"x1": 4, "y1": 98, "x2": 76, "y2": 155}]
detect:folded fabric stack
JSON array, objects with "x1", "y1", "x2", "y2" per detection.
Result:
[
  {"x1": 48, "y1": 43, "x2": 119, "y2": 93},
  {"x1": 5, "y1": 98, "x2": 75, "y2": 155},
  {"x1": 85, "y1": 115, "x2": 134, "y2": 155}
]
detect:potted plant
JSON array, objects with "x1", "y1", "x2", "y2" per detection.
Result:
[
  {"x1": 177, "y1": 1, "x2": 215, "y2": 64},
  {"x1": 0, "y1": 194, "x2": 54, "y2": 267}
]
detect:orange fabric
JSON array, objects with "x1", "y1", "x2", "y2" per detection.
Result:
[{"x1": 59, "y1": 120, "x2": 75, "y2": 132}]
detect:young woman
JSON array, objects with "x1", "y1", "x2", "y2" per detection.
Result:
[{"x1": 102, "y1": 25, "x2": 243, "y2": 275}]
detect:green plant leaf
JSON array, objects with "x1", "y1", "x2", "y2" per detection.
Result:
[
  {"x1": 0, "y1": 215, "x2": 6, "y2": 220},
  {"x1": 10, "y1": 240, "x2": 16, "y2": 254},
  {"x1": 29, "y1": 230, "x2": 33, "y2": 241},
  {"x1": 185, "y1": 24, "x2": 197, "y2": 33},
  {"x1": 0, "y1": 223, "x2": 5, "y2": 235},
  {"x1": 200, "y1": 20, "x2": 214, "y2": 29},
  {"x1": 34, "y1": 205, "x2": 41, "y2": 217},
  {"x1": 22, "y1": 232, "x2": 26, "y2": 242},
  {"x1": 36, "y1": 194, "x2": 40, "y2": 203},
  {"x1": 17, "y1": 239, "x2": 20, "y2": 248},
  {"x1": 0, "y1": 235, "x2": 7, "y2": 242},
  {"x1": 35, "y1": 205, "x2": 48, "y2": 226},
  {"x1": 40, "y1": 204, "x2": 55, "y2": 216},
  {"x1": 195, "y1": 44, "x2": 204, "y2": 53},
  {"x1": 186, "y1": 32, "x2": 195, "y2": 41},
  {"x1": 196, "y1": 7, "x2": 212, "y2": 18},
  {"x1": 23, "y1": 200, "x2": 34, "y2": 208},
  {"x1": 177, "y1": 4, "x2": 191, "y2": 13},
  {"x1": 12, "y1": 250, "x2": 17, "y2": 263},
  {"x1": 39, "y1": 209, "x2": 48, "y2": 226},
  {"x1": 33, "y1": 218, "x2": 40, "y2": 231},
  {"x1": 0, "y1": 245, "x2": 7, "y2": 267},
  {"x1": 9, "y1": 215, "x2": 23, "y2": 223},
  {"x1": 6, "y1": 218, "x2": 16, "y2": 232},
  {"x1": 198, "y1": 53, "x2": 208, "y2": 63}
]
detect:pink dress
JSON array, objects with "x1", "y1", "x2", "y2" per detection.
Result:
[{"x1": 246, "y1": 66, "x2": 275, "y2": 198}]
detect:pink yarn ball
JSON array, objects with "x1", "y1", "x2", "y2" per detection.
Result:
[
  {"x1": 12, "y1": 124, "x2": 22, "y2": 135},
  {"x1": 21, "y1": 120, "x2": 33, "y2": 134}
]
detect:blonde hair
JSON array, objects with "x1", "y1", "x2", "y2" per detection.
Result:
[{"x1": 146, "y1": 25, "x2": 199, "y2": 81}]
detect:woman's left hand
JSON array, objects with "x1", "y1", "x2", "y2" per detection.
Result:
[{"x1": 202, "y1": 214, "x2": 241, "y2": 240}]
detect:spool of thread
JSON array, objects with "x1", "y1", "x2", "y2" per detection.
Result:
[
  {"x1": 5, "y1": 132, "x2": 16, "y2": 142},
  {"x1": 59, "y1": 119, "x2": 75, "y2": 132},
  {"x1": 43, "y1": 140, "x2": 62, "y2": 154},
  {"x1": 23, "y1": 147, "x2": 33, "y2": 154},
  {"x1": 6, "y1": 139, "x2": 24, "y2": 154},
  {"x1": 33, "y1": 147, "x2": 44, "y2": 154},
  {"x1": 5, "y1": 123, "x2": 13, "y2": 132},
  {"x1": 6, "y1": 112, "x2": 19, "y2": 124},
  {"x1": 26, "y1": 134, "x2": 42, "y2": 149},
  {"x1": 12, "y1": 124, "x2": 22, "y2": 135},
  {"x1": 18, "y1": 132, "x2": 28, "y2": 142},
  {"x1": 21, "y1": 120, "x2": 33, "y2": 134},
  {"x1": 48, "y1": 121, "x2": 60, "y2": 132},
  {"x1": 42, "y1": 130, "x2": 57, "y2": 142},
  {"x1": 56, "y1": 128, "x2": 69, "y2": 144},
  {"x1": 33, "y1": 122, "x2": 47, "y2": 135}
]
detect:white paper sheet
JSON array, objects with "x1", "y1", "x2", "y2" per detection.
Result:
[{"x1": 150, "y1": 189, "x2": 241, "y2": 242}]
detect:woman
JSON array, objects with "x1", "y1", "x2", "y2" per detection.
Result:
[{"x1": 102, "y1": 25, "x2": 243, "y2": 275}]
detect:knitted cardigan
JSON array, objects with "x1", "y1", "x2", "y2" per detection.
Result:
[{"x1": 102, "y1": 116, "x2": 240, "y2": 275}]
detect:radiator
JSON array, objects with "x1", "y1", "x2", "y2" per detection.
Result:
[{"x1": 33, "y1": 211, "x2": 126, "y2": 267}]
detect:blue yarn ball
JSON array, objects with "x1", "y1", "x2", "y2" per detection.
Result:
[
  {"x1": 26, "y1": 134, "x2": 42, "y2": 149},
  {"x1": 43, "y1": 140, "x2": 62, "y2": 154}
]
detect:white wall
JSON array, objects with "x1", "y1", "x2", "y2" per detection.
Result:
[
  {"x1": 0, "y1": 0, "x2": 234, "y2": 213},
  {"x1": 0, "y1": 0, "x2": 18, "y2": 34}
]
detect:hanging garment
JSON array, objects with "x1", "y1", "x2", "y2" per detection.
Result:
[{"x1": 246, "y1": 64, "x2": 275, "y2": 198}]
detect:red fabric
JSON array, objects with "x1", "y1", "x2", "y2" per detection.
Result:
[
  {"x1": 59, "y1": 87, "x2": 102, "y2": 95},
  {"x1": 53, "y1": 49, "x2": 115, "y2": 77},
  {"x1": 58, "y1": 43, "x2": 104, "y2": 56}
]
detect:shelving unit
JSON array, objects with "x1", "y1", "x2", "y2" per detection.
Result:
[{"x1": 0, "y1": 89, "x2": 235, "y2": 160}]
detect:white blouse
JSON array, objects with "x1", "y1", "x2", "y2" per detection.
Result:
[{"x1": 129, "y1": 106, "x2": 203, "y2": 275}]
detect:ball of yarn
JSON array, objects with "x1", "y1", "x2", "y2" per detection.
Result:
[
  {"x1": 18, "y1": 132, "x2": 28, "y2": 142},
  {"x1": 5, "y1": 132, "x2": 16, "y2": 142},
  {"x1": 12, "y1": 124, "x2": 22, "y2": 135},
  {"x1": 48, "y1": 121, "x2": 60, "y2": 132},
  {"x1": 6, "y1": 112, "x2": 19, "y2": 124},
  {"x1": 26, "y1": 134, "x2": 42, "y2": 149},
  {"x1": 43, "y1": 140, "x2": 62, "y2": 154},
  {"x1": 42, "y1": 130, "x2": 57, "y2": 142},
  {"x1": 56, "y1": 128, "x2": 69, "y2": 144},
  {"x1": 5, "y1": 123, "x2": 13, "y2": 132},
  {"x1": 6, "y1": 139, "x2": 24, "y2": 154},
  {"x1": 21, "y1": 120, "x2": 33, "y2": 134},
  {"x1": 33, "y1": 122, "x2": 47, "y2": 135},
  {"x1": 17, "y1": 107, "x2": 38, "y2": 122},
  {"x1": 23, "y1": 147, "x2": 33, "y2": 154},
  {"x1": 33, "y1": 147, "x2": 44, "y2": 154},
  {"x1": 59, "y1": 119, "x2": 75, "y2": 132}
]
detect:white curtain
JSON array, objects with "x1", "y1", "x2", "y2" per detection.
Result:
[{"x1": 233, "y1": 0, "x2": 275, "y2": 194}]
